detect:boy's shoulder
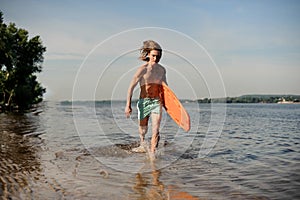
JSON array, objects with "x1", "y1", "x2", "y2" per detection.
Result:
[
  {"x1": 137, "y1": 63, "x2": 148, "y2": 69},
  {"x1": 135, "y1": 64, "x2": 148, "y2": 74},
  {"x1": 157, "y1": 63, "x2": 166, "y2": 72}
]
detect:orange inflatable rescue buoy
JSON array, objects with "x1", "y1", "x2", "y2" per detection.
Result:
[{"x1": 162, "y1": 82, "x2": 190, "y2": 132}]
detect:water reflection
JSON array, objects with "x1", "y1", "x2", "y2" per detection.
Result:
[
  {"x1": 131, "y1": 163, "x2": 200, "y2": 200},
  {"x1": 0, "y1": 110, "x2": 44, "y2": 199}
]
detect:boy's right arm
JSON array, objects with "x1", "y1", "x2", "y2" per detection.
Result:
[
  {"x1": 125, "y1": 81, "x2": 135, "y2": 118},
  {"x1": 125, "y1": 66, "x2": 146, "y2": 118}
]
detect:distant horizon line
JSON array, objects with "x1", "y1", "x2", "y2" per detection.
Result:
[{"x1": 51, "y1": 94, "x2": 300, "y2": 103}]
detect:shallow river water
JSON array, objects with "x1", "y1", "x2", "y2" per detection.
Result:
[{"x1": 0, "y1": 101, "x2": 299, "y2": 199}]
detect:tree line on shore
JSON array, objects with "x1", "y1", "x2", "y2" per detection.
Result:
[{"x1": 197, "y1": 95, "x2": 300, "y2": 103}]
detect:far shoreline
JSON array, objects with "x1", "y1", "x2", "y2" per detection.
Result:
[{"x1": 58, "y1": 94, "x2": 300, "y2": 105}]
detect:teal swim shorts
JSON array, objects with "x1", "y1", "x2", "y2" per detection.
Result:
[{"x1": 137, "y1": 98, "x2": 162, "y2": 120}]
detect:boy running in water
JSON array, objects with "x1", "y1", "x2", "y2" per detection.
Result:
[{"x1": 125, "y1": 40, "x2": 167, "y2": 156}]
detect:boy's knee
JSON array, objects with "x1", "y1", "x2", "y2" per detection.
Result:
[{"x1": 139, "y1": 126, "x2": 148, "y2": 135}]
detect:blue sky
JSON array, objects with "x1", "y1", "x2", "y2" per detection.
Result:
[{"x1": 1, "y1": 0, "x2": 299, "y2": 100}]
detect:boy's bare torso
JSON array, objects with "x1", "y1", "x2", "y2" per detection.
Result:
[{"x1": 139, "y1": 63, "x2": 165, "y2": 99}]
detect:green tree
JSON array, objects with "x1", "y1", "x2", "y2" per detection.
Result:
[{"x1": 0, "y1": 11, "x2": 46, "y2": 111}]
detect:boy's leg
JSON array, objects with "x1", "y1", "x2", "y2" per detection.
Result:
[
  {"x1": 132, "y1": 116, "x2": 149, "y2": 153},
  {"x1": 150, "y1": 112, "x2": 162, "y2": 153},
  {"x1": 139, "y1": 116, "x2": 149, "y2": 144}
]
